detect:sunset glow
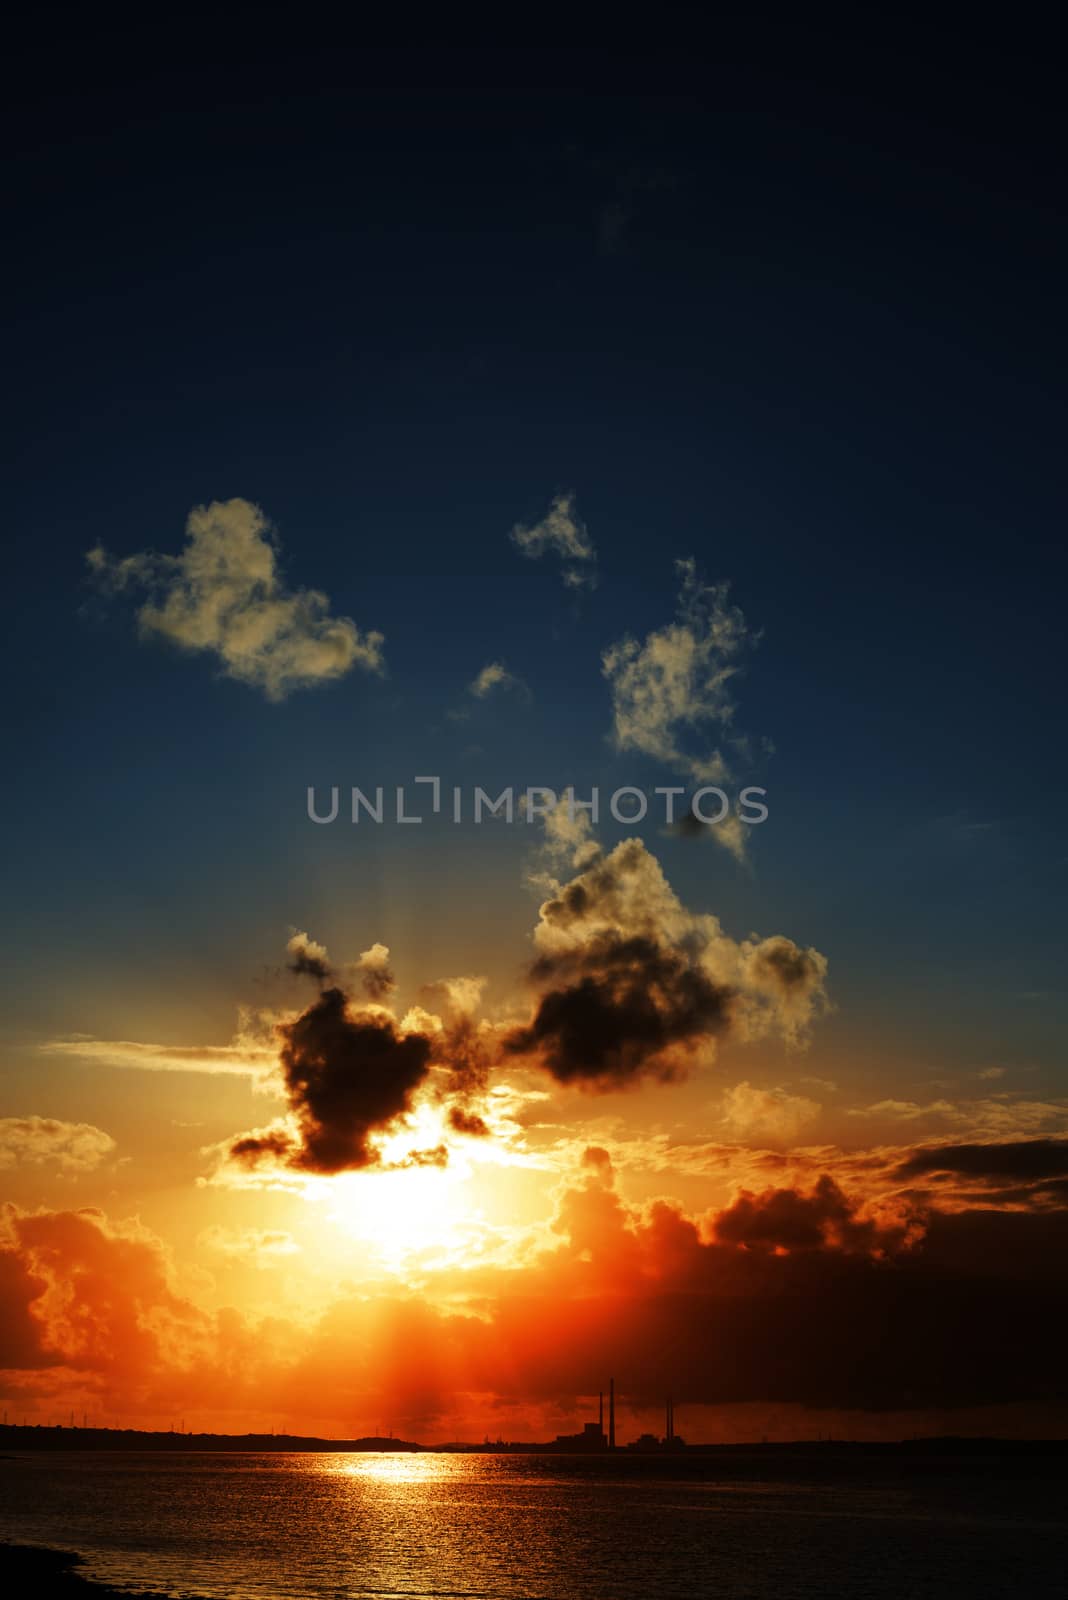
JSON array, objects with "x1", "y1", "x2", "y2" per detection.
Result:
[{"x1": 3, "y1": 34, "x2": 1066, "y2": 1483}]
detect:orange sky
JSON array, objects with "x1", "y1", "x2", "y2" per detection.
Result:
[{"x1": 4, "y1": 832, "x2": 1068, "y2": 1443}]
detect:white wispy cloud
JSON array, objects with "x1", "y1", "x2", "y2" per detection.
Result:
[
  {"x1": 468, "y1": 661, "x2": 526, "y2": 699},
  {"x1": 88, "y1": 497, "x2": 384, "y2": 700},
  {"x1": 845, "y1": 1096, "x2": 1068, "y2": 1137},
  {"x1": 40, "y1": 1033, "x2": 274, "y2": 1078},
  {"x1": 510, "y1": 491, "x2": 596, "y2": 589},
  {"x1": 603, "y1": 557, "x2": 758, "y2": 860},
  {"x1": 448, "y1": 660, "x2": 530, "y2": 723},
  {"x1": 197, "y1": 1225, "x2": 299, "y2": 1264}
]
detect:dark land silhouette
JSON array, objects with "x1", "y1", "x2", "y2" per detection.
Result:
[
  {"x1": 0, "y1": 1545, "x2": 171, "y2": 1600},
  {"x1": 3, "y1": 1421, "x2": 1068, "y2": 1469},
  {"x1": 0, "y1": 1423, "x2": 422, "y2": 1453}
]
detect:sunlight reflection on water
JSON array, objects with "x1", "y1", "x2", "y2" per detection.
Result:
[
  {"x1": 334, "y1": 1451, "x2": 456, "y2": 1484},
  {"x1": 1, "y1": 1450, "x2": 1066, "y2": 1600}
]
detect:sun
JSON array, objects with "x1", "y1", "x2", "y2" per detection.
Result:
[
  {"x1": 313, "y1": 1098, "x2": 542, "y2": 1275},
  {"x1": 327, "y1": 1163, "x2": 476, "y2": 1270},
  {"x1": 318, "y1": 1104, "x2": 480, "y2": 1271}
]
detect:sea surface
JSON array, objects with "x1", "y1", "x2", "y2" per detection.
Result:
[{"x1": 1, "y1": 1449, "x2": 1066, "y2": 1599}]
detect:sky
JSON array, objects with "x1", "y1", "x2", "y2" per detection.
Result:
[{"x1": 1, "y1": 33, "x2": 1067, "y2": 1444}]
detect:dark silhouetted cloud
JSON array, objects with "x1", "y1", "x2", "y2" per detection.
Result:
[
  {"x1": 504, "y1": 839, "x2": 828, "y2": 1088},
  {"x1": 895, "y1": 1139, "x2": 1068, "y2": 1183},
  {"x1": 227, "y1": 986, "x2": 433, "y2": 1175}
]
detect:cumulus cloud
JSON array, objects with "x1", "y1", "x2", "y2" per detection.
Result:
[
  {"x1": 286, "y1": 930, "x2": 333, "y2": 983},
  {"x1": 88, "y1": 497, "x2": 384, "y2": 700},
  {"x1": 288, "y1": 930, "x2": 396, "y2": 1002},
  {"x1": 0, "y1": 1117, "x2": 115, "y2": 1172},
  {"x1": 354, "y1": 942, "x2": 396, "y2": 1001},
  {"x1": 711, "y1": 1173, "x2": 914, "y2": 1255},
  {"x1": 5, "y1": 1142, "x2": 1068, "y2": 1434},
  {"x1": 735, "y1": 936, "x2": 832, "y2": 1048},
  {"x1": 226, "y1": 984, "x2": 434, "y2": 1176},
  {"x1": 412, "y1": 976, "x2": 495, "y2": 1135},
  {"x1": 603, "y1": 559, "x2": 759, "y2": 859},
  {"x1": 531, "y1": 790, "x2": 603, "y2": 881},
  {"x1": 510, "y1": 491, "x2": 596, "y2": 589},
  {"x1": 420, "y1": 976, "x2": 487, "y2": 1021},
  {"x1": 717, "y1": 1082, "x2": 822, "y2": 1142},
  {"x1": 504, "y1": 839, "x2": 828, "y2": 1088},
  {"x1": 0, "y1": 1205, "x2": 209, "y2": 1380}
]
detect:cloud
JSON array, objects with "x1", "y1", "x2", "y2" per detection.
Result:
[
  {"x1": 595, "y1": 1127, "x2": 1068, "y2": 1223},
  {"x1": 446, "y1": 1108, "x2": 491, "y2": 1138},
  {"x1": 0, "y1": 1118, "x2": 115, "y2": 1172},
  {"x1": 735, "y1": 936, "x2": 831, "y2": 1048},
  {"x1": 717, "y1": 1082, "x2": 822, "y2": 1143},
  {"x1": 197, "y1": 1226, "x2": 299, "y2": 1265},
  {"x1": 603, "y1": 559, "x2": 758, "y2": 859},
  {"x1": 413, "y1": 976, "x2": 495, "y2": 1133},
  {"x1": 288, "y1": 930, "x2": 396, "y2": 1002},
  {"x1": 505, "y1": 931, "x2": 733, "y2": 1089},
  {"x1": 603, "y1": 558, "x2": 752, "y2": 784},
  {"x1": 88, "y1": 497, "x2": 384, "y2": 700},
  {"x1": 895, "y1": 1138, "x2": 1068, "y2": 1186},
  {"x1": 0, "y1": 1205, "x2": 210, "y2": 1380},
  {"x1": 354, "y1": 943, "x2": 396, "y2": 1001},
  {"x1": 419, "y1": 976, "x2": 486, "y2": 1021},
  {"x1": 531, "y1": 790, "x2": 603, "y2": 881},
  {"x1": 510, "y1": 492, "x2": 596, "y2": 589},
  {"x1": 5, "y1": 1139, "x2": 1068, "y2": 1434},
  {"x1": 40, "y1": 1024, "x2": 275, "y2": 1078},
  {"x1": 447, "y1": 660, "x2": 529, "y2": 723},
  {"x1": 225, "y1": 985, "x2": 434, "y2": 1175},
  {"x1": 711, "y1": 1173, "x2": 913, "y2": 1255},
  {"x1": 846, "y1": 1096, "x2": 1068, "y2": 1139},
  {"x1": 504, "y1": 839, "x2": 828, "y2": 1088},
  {"x1": 467, "y1": 661, "x2": 526, "y2": 700},
  {"x1": 286, "y1": 930, "x2": 333, "y2": 983}
]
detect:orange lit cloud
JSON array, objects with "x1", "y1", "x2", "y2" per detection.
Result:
[{"x1": 4, "y1": 1137, "x2": 1068, "y2": 1438}]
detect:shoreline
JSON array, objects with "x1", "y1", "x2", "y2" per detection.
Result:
[{"x1": 0, "y1": 1543, "x2": 179, "y2": 1600}]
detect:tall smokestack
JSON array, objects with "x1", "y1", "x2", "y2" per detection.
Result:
[
  {"x1": 666, "y1": 1397, "x2": 671, "y2": 1444},
  {"x1": 599, "y1": 1392, "x2": 604, "y2": 1432},
  {"x1": 609, "y1": 1378, "x2": 615, "y2": 1450}
]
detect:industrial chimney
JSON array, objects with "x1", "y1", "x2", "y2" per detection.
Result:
[{"x1": 609, "y1": 1378, "x2": 616, "y2": 1450}]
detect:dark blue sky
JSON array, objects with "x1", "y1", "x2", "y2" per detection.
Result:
[{"x1": 3, "y1": 35, "x2": 1065, "y2": 1101}]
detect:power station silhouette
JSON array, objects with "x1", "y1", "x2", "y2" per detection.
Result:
[{"x1": 548, "y1": 1380, "x2": 684, "y2": 1452}]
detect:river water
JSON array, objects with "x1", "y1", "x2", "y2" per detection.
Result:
[{"x1": 1, "y1": 1449, "x2": 1065, "y2": 1598}]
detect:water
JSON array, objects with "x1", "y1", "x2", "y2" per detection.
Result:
[{"x1": 1, "y1": 1450, "x2": 1065, "y2": 1598}]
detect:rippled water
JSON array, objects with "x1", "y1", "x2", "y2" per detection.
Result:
[{"x1": 1, "y1": 1450, "x2": 1065, "y2": 1598}]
